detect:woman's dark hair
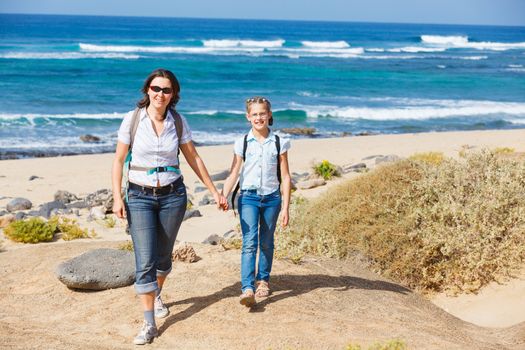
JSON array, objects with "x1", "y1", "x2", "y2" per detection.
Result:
[{"x1": 137, "y1": 68, "x2": 180, "y2": 110}]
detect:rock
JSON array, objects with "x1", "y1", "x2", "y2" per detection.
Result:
[
  {"x1": 202, "y1": 234, "x2": 222, "y2": 245},
  {"x1": 28, "y1": 175, "x2": 41, "y2": 181},
  {"x1": 183, "y1": 209, "x2": 202, "y2": 221},
  {"x1": 55, "y1": 248, "x2": 135, "y2": 290},
  {"x1": 0, "y1": 210, "x2": 7, "y2": 217},
  {"x1": 194, "y1": 186, "x2": 207, "y2": 193},
  {"x1": 375, "y1": 155, "x2": 401, "y2": 165},
  {"x1": 79, "y1": 134, "x2": 101, "y2": 143},
  {"x1": 296, "y1": 179, "x2": 326, "y2": 190},
  {"x1": 210, "y1": 170, "x2": 230, "y2": 181},
  {"x1": 39, "y1": 201, "x2": 67, "y2": 218},
  {"x1": 27, "y1": 210, "x2": 40, "y2": 217},
  {"x1": 280, "y1": 127, "x2": 315, "y2": 136},
  {"x1": 6, "y1": 198, "x2": 32, "y2": 212},
  {"x1": 172, "y1": 243, "x2": 199, "y2": 263},
  {"x1": 223, "y1": 229, "x2": 240, "y2": 239},
  {"x1": 85, "y1": 189, "x2": 112, "y2": 208},
  {"x1": 0, "y1": 214, "x2": 15, "y2": 228},
  {"x1": 89, "y1": 206, "x2": 106, "y2": 220},
  {"x1": 66, "y1": 201, "x2": 91, "y2": 210},
  {"x1": 362, "y1": 155, "x2": 383, "y2": 161},
  {"x1": 198, "y1": 194, "x2": 216, "y2": 206},
  {"x1": 14, "y1": 212, "x2": 26, "y2": 221},
  {"x1": 343, "y1": 163, "x2": 367, "y2": 173},
  {"x1": 54, "y1": 190, "x2": 79, "y2": 204}
]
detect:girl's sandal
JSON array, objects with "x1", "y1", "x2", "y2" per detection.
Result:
[{"x1": 255, "y1": 280, "x2": 271, "y2": 298}]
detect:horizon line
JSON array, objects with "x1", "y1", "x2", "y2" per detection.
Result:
[{"x1": 1, "y1": 12, "x2": 524, "y2": 28}]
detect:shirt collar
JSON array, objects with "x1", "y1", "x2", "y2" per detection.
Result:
[
  {"x1": 140, "y1": 107, "x2": 174, "y2": 126},
  {"x1": 247, "y1": 129, "x2": 275, "y2": 144}
]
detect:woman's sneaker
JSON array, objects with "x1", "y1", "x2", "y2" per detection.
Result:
[
  {"x1": 133, "y1": 321, "x2": 158, "y2": 345},
  {"x1": 154, "y1": 295, "x2": 169, "y2": 318}
]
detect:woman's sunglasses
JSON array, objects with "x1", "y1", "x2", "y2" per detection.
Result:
[{"x1": 150, "y1": 85, "x2": 173, "y2": 94}]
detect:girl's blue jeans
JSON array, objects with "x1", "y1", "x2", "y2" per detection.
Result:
[
  {"x1": 238, "y1": 189, "x2": 282, "y2": 293},
  {"x1": 126, "y1": 179, "x2": 187, "y2": 294}
]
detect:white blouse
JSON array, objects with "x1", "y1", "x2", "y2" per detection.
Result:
[{"x1": 118, "y1": 108, "x2": 192, "y2": 187}]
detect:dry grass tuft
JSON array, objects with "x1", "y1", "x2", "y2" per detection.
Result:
[{"x1": 277, "y1": 150, "x2": 525, "y2": 294}]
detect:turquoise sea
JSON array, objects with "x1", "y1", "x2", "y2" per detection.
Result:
[{"x1": 1, "y1": 14, "x2": 524, "y2": 158}]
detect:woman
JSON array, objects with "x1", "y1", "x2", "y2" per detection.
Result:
[{"x1": 111, "y1": 68, "x2": 225, "y2": 345}]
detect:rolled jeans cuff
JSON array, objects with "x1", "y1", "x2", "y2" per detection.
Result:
[
  {"x1": 156, "y1": 267, "x2": 172, "y2": 277},
  {"x1": 134, "y1": 280, "x2": 158, "y2": 294}
]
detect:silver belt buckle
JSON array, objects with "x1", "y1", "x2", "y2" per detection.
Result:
[{"x1": 152, "y1": 187, "x2": 158, "y2": 196}]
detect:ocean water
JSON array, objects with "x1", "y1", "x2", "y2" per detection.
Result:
[{"x1": 1, "y1": 14, "x2": 525, "y2": 158}]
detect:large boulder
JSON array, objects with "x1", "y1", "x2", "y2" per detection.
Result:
[
  {"x1": 54, "y1": 190, "x2": 79, "y2": 204},
  {"x1": 6, "y1": 198, "x2": 32, "y2": 212},
  {"x1": 55, "y1": 248, "x2": 135, "y2": 290}
]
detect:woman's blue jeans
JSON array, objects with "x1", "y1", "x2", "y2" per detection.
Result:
[
  {"x1": 126, "y1": 180, "x2": 187, "y2": 294},
  {"x1": 238, "y1": 189, "x2": 282, "y2": 293}
]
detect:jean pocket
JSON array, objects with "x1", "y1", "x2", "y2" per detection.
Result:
[{"x1": 127, "y1": 189, "x2": 141, "y2": 199}]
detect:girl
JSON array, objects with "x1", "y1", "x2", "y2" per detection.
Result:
[
  {"x1": 112, "y1": 68, "x2": 225, "y2": 344},
  {"x1": 222, "y1": 96, "x2": 291, "y2": 307}
]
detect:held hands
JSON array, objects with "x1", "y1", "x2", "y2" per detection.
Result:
[{"x1": 213, "y1": 191, "x2": 229, "y2": 211}]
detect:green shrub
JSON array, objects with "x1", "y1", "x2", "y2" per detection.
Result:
[
  {"x1": 409, "y1": 152, "x2": 444, "y2": 165},
  {"x1": 277, "y1": 150, "x2": 525, "y2": 294},
  {"x1": 493, "y1": 147, "x2": 515, "y2": 154},
  {"x1": 313, "y1": 160, "x2": 340, "y2": 180},
  {"x1": 220, "y1": 237, "x2": 242, "y2": 250},
  {"x1": 118, "y1": 240, "x2": 134, "y2": 251},
  {"x1": 49, "y1": 216, "x2": 96, "y2": 241},
  {"x1": 101, "y1": 215, "x2": 116, "y2": 228},
  {"x1": 346, "y1": 340, "x2": 407, "y2": 350},
  {"x1": 4, "y1": 217, "x2": 56, "y2": 243}
]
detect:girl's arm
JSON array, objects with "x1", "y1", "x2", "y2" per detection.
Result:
[
  {"x1": 279, "y1": 151, "x2": 292, "y2": 227},
  {"x1": 111, "y1": 141, "x2": 130, "y2": 218},
  {"x1": 180, "y1": 141, "x2": 224, "y2": 209},
  {"x1": 222, "y1": 154, "x2": 243, "y2": 208}
]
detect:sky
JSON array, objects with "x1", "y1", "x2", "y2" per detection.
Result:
[{"x1": 1, "y1": 0, "x2": 524, "y2": 26}]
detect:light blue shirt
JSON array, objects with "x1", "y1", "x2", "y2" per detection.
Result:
[{"x1": 234, "y1": 130, "x2": 290, "y2": 195}]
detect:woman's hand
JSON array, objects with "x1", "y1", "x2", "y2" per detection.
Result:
[
  {"x1": 281, "y1": 208, "x2": 289, "y2": 228},
  {"x1": 113, "y1": 196, "x2": 127, "y2": 219},
  {"x1": 219, "y1": 192, "x2": 229, "y2": 211}
]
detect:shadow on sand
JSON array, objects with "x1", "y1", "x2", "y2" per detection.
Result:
[{"x1": 159, "y1": 273, "x2": 410, "y2": 334}]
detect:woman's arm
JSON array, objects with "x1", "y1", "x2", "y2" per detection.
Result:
[
  {"x1": 111, "y1": 141, "x2": 130, "y2": 218},
  {"x1": 180, "y1": 141, "x2": 224, "y2": 209},
  {"x1": 221, "y1": 154, "x2": 243, "y2": 209},
  {"x1": 279, "y1": 151, "x2": 292, "y2": 227}
]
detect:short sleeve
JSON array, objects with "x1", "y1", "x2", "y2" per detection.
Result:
[
  {"x1": 234, "y1": 136, "x2": 244, "y2": 156},
  {"x1": 279, "y1": 137, "x2": 291, "y2": 154},
  {"x1": 117, "y1": 110, "x2": 135, "y2": 145},
  {"x1": 178, "y1": 113, "x2": 192, "y2": 144}
]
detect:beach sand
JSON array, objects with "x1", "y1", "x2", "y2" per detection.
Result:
[{"x1": 1, "y1": 129, "x2": 525, "y2": 349}]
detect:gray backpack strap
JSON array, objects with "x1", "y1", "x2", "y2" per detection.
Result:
[
  {"x1": 170, "y1": 108, "x2": 184, "y2": 155},
  {"x1": 129, "y1": 107, "x2": 142, "y2": 150}
]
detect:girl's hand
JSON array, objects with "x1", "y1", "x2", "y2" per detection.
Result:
[
  {"x1": 112, "y1": 196, "x2": 127, "y2": 219},
  {"x1": 281, "y1": 209, "x2": 289, "y2": 228},
  {"x1": 219, "y1": 194, "x2": 229, "y2": 211}
]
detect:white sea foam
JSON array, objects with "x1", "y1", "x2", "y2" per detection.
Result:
[
  {"x1": 0, "y1": 52, "x2": 139, "y2": 59},
  {"x1": 421, "y1": 35, "x2": 469, "y2": 45},
  {"x1": 420, "y1": 35, "x2": 525, "y2": 51},
  {"x1": 366, "y1": 48, "x2": 385, "y2": 52},
  {"x1": 387, "y1": 46, "x2": 446, "y2": 53},
  {"x1": 202, "y1": 39, "x2": 285, "y2": 48},
  {"x1": 509, "y1": 64, "x2": 523, "y2": 68},
  {"x1": 437, "y1": 65, "x2": 446, "y2": 69},
  {"x1": 0, "y1": 112, "x2": 125, "y2": 122},
  {"x1": 301, "y1": 41, "x2": 350, "y2": 49},
  {"x1": 191, "y1": 131, "x2": 244, "y2": 144},
  {"x1": 289, "y1": 99, "x2": 525, "y2": 120}
]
